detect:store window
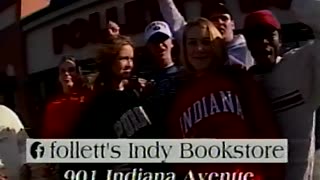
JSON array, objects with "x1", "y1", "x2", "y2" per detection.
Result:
[{"x1": 0, "y1": 72, "x2": 16, "y2": 110}]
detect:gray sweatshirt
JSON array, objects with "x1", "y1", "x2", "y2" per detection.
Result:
[
  {"x1": 254, "y1": 0, "x2": 320, "y2": 179},
  {"x1": 158, "y1": 0, "x2": 320, "y2": 179},
  {"x1": 157, "y1": 0, "x2": 254, "y2": 70}
]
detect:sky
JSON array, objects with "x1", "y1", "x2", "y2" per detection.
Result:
[{"x1": 20, "y1": 0, "x2": 50, "y2": 18}]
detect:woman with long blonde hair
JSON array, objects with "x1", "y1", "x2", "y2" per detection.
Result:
[
  {"x1": 180, "y1": 18, "x2": 228, "y2": 74},
  {"x1": 165, "y1": 18, "x2": 284, "y2": 179}
]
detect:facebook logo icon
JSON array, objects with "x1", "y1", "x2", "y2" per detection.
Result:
[{"x1": 30, "y1": 141, "x2": 45, "y2": 159}]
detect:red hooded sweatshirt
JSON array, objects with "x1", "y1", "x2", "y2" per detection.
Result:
[
  {"x1": 41, "y1": 88, "x2": 92, "y2": 139},
  {"x1": 166, "y1": 68, "x2": 285, "y2": 180}
]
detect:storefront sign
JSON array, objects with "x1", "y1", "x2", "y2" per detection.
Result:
[
  {"x1": 52, "y1": 0, "x2": 163, "y2": 55},
  {"x1": 52, "y1": 12, "x2": 102, "y2": 54},
  {"x1": 52, "y1": 0, "x2": 291, "y2": 54}
]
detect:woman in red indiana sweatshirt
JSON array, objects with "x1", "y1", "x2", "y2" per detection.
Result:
[
  {"x1": 41, "y1": 56, "x2": 92, "y2": 139},
  {"x1": 166, "y1": 18, "x2": 285, "y2": 180}
]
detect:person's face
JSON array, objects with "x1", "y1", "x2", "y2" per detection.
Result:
[
  {"x1": 186, "y1": 26, "x2": 216, "y2": 72},
  {"x1": 209, "y1": 13, "x2": 235, "y2": 42},
  {"x1": 112, "y1": 45, "x2": 134, "y2": 79},
  {"x1": 59, "y1": 61, "x2": 78, "y2": 88},
  {"x1": 245, "y1": 28, "x2": 281, "y2": 70},
  {"x1": 147, "y1": 34, "x2": 174, "y2": 65}
]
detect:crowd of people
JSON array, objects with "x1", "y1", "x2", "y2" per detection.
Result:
[{"x1": 1, "y1": 0, "x2": 320, "y2": 179}]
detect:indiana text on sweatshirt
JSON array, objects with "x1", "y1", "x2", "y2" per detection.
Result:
[
  {"x1": 180, "y1": 91, "x2": 243, "y2": 136},
  {"x1": 166, "y1": 70, "x2": 284, "y2": 180}
]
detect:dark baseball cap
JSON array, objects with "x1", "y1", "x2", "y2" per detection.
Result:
[{"x1": 203, "y1": 3, "x2": 233, "y2": 19}]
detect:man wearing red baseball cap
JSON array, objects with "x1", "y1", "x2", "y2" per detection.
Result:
[
  {"x1": 244, "y1": 10, "x2": 282, "y2": 73},
  {"x1": 243, "y1": 3, "x2": 320, "y2": 179}
]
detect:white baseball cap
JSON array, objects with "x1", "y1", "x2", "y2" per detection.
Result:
[{"x1": 144, "y1": 21, "x2": 173, "y2": 43}]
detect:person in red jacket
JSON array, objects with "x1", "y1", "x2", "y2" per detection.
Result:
[
  {"x1": 165, "y1": 18, "x2": 284, "y2": 180},
  {"x1": 41, "y1": 56, "x2": 92, "y2": 139}
]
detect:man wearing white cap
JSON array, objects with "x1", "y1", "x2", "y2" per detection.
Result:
[
  {"x1": 143, "y1": 21, "x2": 181, "y2": 138},
  {"x1": 144, "y1": 21, "x2": 180, "y2": 83}
]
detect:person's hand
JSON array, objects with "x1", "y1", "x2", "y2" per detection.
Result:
[
  {"x1": 0, "y1": 175, "x2": 8, "y2": 180},
  {"x1": 107, "y1": 21, "x2": 120, "y2": 37},
  {"x1": 137, "y1": 78, "x2": 147, "y2": 89},
  {"x1": 129, "y1": 77, "x2": 156, "y2": 98},
  {"x1": 0, "y1": 170, "x2": 7, "y2": 180},
  {"x1": 136, "y1": 78, "x2": 155, "y2": 95},
  {"x1": 141, "y1": 79, "x2": 156, "y2": 97}
]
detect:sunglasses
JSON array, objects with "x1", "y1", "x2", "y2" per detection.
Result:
[
  {"x1": 108, "y1": 27, "x2": 120, "y2": 32},
  {"x1": 60, "y1": 67, "x2": 76, "y2": 73}
]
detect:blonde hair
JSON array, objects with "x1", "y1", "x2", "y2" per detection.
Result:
[{"x1": 180, "y1": 17, "x2": 228, "y2": 73}]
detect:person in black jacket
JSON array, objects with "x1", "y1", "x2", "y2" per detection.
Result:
[
  {"x1": 84, "y1": 35, "x2": 152, "y2": 139},
  {"x1": 67, "y1": 35, "x2": 161, "y2": 179}
]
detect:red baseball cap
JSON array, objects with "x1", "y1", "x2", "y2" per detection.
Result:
[{"x1": 244, "y1": 10, "x2": 281, "y2": 30}]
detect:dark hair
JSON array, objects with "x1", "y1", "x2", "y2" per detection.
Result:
[
  {"x1": 58, "y1": 55, "x2": 91, "y2": 92},
  {"x1": 202, "y1": 3, "x2": 233, "y2": 20},
  {"x1": 95, "y1": 35, "x2": 134, "y2": 89},
  {"x1": 59, "y1": 55, "x2": 81, "y2": 74},
  {"x1": 243, "y1": 26, "x2": 282, "y2": 49}
]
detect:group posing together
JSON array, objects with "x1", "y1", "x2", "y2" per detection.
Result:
[{"x1": 39, "y1": 0, "x2": 320, "y2": 179}]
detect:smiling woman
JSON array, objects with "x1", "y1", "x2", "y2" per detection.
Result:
[
  {"x1": 40, "y1": 56, "x2": 93, "y2": 139},
  {"x1": 181, "y1": 18, "x2": 227, "y2": 74},
  {"x1": 165, "y1": 17, "x2": 284, "y2": 179}
]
